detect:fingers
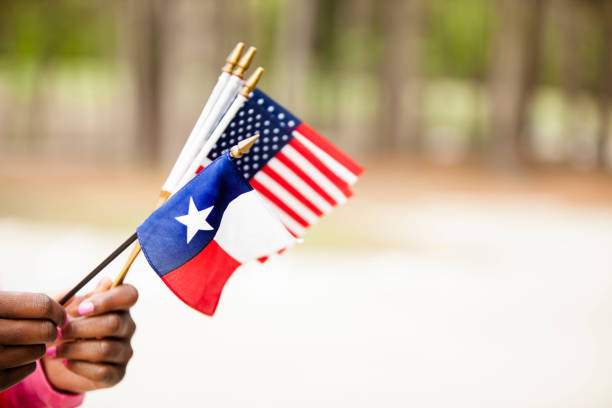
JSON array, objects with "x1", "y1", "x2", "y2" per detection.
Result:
[
  {"x1": 0, "y1": 345, "x2": 46, "y2": 369},
  {"x1": 54, "y1": 340, "x2": 133, "y2": 364},
  {"x1": 0, "y1": 292, "x2": 66, "y2": 327},
  {"x1": 64, "y1": 360, "x2": 126, "y2": 387},
  {"x1": 65, "y1": 278, "x2": 112, "y2": 317},
  {"x1": 0, "y1": 319, "x2": 58, "y2": 345},
  {"x1": 0, "y1": 363, "x2": 37, "y2": 392},
  {"x1": 94, "y1": 278, "x2": 113, "y2": 293},
  {"x1": 73, "y1": 284, "x2": 138, "y2": 318},
  {"x1": 61, "y1": 312, "x2": 136, "y2": 340}
]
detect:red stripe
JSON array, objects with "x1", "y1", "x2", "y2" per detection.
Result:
[
  {"x1": 295, "y1": 122, "x2": 364, "y2": 176},
  {"x1": 260, "y1": 165, "x2": 324, "y2": 216},
  {"x1": 288, "y1": 139, "x2": 353, "y2": 198},
  {"x1": 250, "y1": 178, "x2": 310, "y2": 228},
  {"x1": 161, "y1": 240, "x2": 240, "y2": 316},
  {"x1": 275, "y1": 151, "x2": 337, "y2": 206}
]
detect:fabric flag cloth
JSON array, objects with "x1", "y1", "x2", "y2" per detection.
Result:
[
  {"x1": 205, "y1": 89, "x2": 364, "y2": 237},
  {"x1": 137, "y1": 151, "x2": 295, "y2": 315}
]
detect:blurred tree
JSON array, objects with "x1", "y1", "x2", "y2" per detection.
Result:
[
  {"x1": 274, "y1": 0, "x2": 317, "y2": 114},
  {"x1": 335, "y1": 0, "x2": 378, "y2": 150},
  {"x1": 378, "y1": 0, "x2": 425, "y2": 151},
  {"x1": 596, "y1": 0, "x2": 612, "y2": 167},
  {"x1": 128, "y1": 0, "x2": 167, "y2": 163},
  {"x1": 518, "y1": 0, "x2": 547, "y2": 159},
  {"x1": 425, "y1": 0, "x2": 492, "y2": 80},
  {"x1": 559, "y1": 0, "x2": 584, "y2": 164},
  {"x1": 488, "y1": 0, "x2": 543, "y2": 168},
  {"x1": 0, "y1": 0, "x2": 610, "y2": 170}
]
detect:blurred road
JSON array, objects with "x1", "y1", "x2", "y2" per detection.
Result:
[{"x1": 1, "y1": 181, "x2": 612, "y2": 407}]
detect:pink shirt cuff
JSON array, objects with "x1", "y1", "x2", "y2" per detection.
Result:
[{"x1": 0, "y1": 361, "x2": 84, "y2": 408}]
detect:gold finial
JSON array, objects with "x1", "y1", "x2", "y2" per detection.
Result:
[
  {"x1": 239, "y1": 67, "x2": 264, "y2": 98},
  {"x1": 222, "y1": 42, "x2": 245, "y2": 73},
  {"x1": 230, "y1": 134, "x2": 260, "y2": 158},
  {"x1": 232, "y1": 46, "x2": 257, "y2": 78}
]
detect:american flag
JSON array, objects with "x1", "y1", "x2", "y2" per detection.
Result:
[{"x1": 206, "y1": 89, "x2": 363, "y2": 237}]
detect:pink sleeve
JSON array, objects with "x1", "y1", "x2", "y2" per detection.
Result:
[{"x1": 0, "y1": 361, "x2": 84, "y2": 408}]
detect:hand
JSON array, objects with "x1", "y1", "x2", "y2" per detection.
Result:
[
  {"x1": 0, "y1": 291, "x2": 66, "y2": 391},
  {"x1": 43, "y1": 278, "x2": 138, "y2": 393}
]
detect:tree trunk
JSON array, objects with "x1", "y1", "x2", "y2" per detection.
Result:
[
  {"x1": 488, "y1": 0, "x2": 541, "y2": 169},
  {"x1": 335, "y1": 0, "x2": 375, "y2": 151},
  {"x1": 516, "y1": 0, "x2": 547, "y2": 160},
  {"x1": 129, "y1": 0, "x2": 167, "y2": 163},
  {"x1": 275, "y1": 0, "x2": 318, "y2": 114},
  {"x1": 559, "y1": 0, "x2": 589, "y2": 166},
  {"x1": 378, "y1": 0, "x2": 425, "y2": 152},
  {"x1": 596, "y1": 0, "x2": 612, "y2": 168}
]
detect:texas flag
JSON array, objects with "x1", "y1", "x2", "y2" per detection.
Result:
[{"x1": 137, "y1": 151, "x2": 295, "y2": 315}]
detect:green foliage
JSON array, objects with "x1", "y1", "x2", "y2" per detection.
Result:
[
  {"x1": 424, "y1": 0, "x2": 493, "y2": 80},
  {"x1": 0, "y1": 0, "x2": 116, "y2": 64}
]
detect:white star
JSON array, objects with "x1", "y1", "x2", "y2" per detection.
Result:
[{"x1": 175, "y1": 197, "x2": 214, "y2": 244}]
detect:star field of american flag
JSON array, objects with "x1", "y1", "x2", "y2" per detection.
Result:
[{"x1": 207, "y1": 88, "x2": 364, "y2": 237}]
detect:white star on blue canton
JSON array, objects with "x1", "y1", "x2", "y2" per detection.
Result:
[{"x1": 175, "y1": 197, "x2": 214, "y2": 244}]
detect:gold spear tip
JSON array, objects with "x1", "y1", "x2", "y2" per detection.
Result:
[
  {"x1": 230, "y1": 134, "x2": 260, "y2": 158},
  {"x1": 239, "y1": 67, "x2": 264, "y2": 98},
  {"x1": 222, "y1": 42, "x2": 245, "y2": 73},
  {"x1": 232, "y1": 46, "x2": 257, "y2": 78}
]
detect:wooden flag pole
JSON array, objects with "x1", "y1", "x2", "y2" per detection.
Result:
[
  {"x1": 110, "y1": 135, "x2": 261, "y2": 288},
  {"x1": 111, "y1": 64, "x2": 262, "y2": 287},
  {"x1": 110, "y1": 191, "x2": 170, "y2": 288},
  {"x1": 63, "y1": 134, "x2": 262, "y2": 302}
]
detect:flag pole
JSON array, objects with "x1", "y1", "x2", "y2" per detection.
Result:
[
  {"x1": 175, "y1": 67, "x2": 264, "y2": 191},
  {"x1": 60, "y1": 233, "x2": 138, "y2": 305},
  {"x1": 160, "y1": 42, "x2": 246, "y2": 197},
  {"x1": 61, "y1": 136, "x2": 262, "y2": 303},
  {"x1": 192, "y1": 47, "x2": 257, "y2": 148},
  {"x1": 110, "y1": 44, "x2": 247, "y2": 289}
]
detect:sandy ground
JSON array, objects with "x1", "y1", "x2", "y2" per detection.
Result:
[{"x1": 2, "y1": 176, "x2": 612, "y2": 407}]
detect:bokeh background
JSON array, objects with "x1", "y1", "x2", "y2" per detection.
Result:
[{"x1": 1, "y1": 0, "x2": 612, "y2": 406}]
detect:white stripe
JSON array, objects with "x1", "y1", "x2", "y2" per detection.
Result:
[
  {"x1": 259, "y1": 195, "x2": 306, "y2": 237},
  {"x1": 281, "y1": 145, "x2": 347, "y2": 205},
  {"x1": 293, "y1": 130, "x2": 359, "y2": 185},
  {"x1": 213, "y1": 190, "x2": 295, "y2": 263},
  {"x1": 266, "y1": 158, "x2": 333, "y2": 214}
]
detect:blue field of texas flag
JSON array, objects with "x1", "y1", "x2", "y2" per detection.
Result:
[{"x1": 137, "y1": 151, "x2": 295, "y2": 315}]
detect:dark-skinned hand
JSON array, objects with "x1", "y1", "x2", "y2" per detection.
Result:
[
  {"x1": 0, "y1": 291, "x2": 66, "y2": 391},
  {"x1": 43, "y1": 278, "x2": 138, "y2": 393}
]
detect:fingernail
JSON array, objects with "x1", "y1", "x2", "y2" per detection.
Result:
[
  {"x1": 57, "y1": 327, "x2": 62, "y2": 339},
  {"x1": 96, "y1": 279, "x2": 105, "y2": 289},
  {"x1": 61, "y1": 359, "x2": 68, "y2": 367},
  {"x1": 46, "y1": 346, "x2": 57, "y2": 358},
  {"x1": 78, "y1": 301, "x2": 94, "y2": 316}
]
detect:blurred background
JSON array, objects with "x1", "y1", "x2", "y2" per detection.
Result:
[{"x1": 1, "y1": 0, "x2": 612, "y2": 407}]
